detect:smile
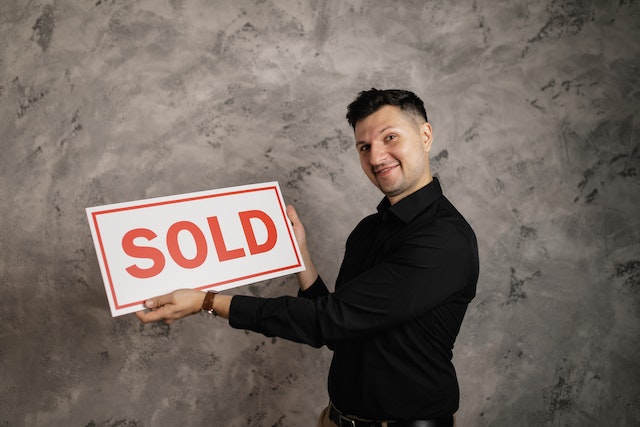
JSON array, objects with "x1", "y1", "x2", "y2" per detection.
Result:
[{"x1": 374, "y1": 164, "x2": 399, "y2": 176}]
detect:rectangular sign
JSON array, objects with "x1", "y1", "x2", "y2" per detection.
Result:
[{"x1": 86, "y1": 182, "x2": 305, "y2": 317}]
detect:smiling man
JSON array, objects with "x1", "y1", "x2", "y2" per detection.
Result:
[
  {"x1": 136, "y1": 89, "x2": 479, "y2": 427},
  {"x1": 354, "y1": 101, "x2": 433, "y2": 205}
]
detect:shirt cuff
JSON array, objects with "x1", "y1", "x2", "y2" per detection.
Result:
[
  {"x1": 297, "y1": 275, "x2": 329, "y2": 299},
  {"x1": 229, "y1": 276, "x2": 329, "y2": 331},
  {"x1": 228, "y1": 294, "x2": 264, "y2": 331}
]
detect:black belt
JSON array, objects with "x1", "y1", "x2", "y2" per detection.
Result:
[{"x1": 329, "y1": 405, "x2": 453, "y2": 427}]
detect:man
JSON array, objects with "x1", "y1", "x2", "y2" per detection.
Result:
[{"x1": 136, "y1": 89, "x2": 479, "y2": 427}]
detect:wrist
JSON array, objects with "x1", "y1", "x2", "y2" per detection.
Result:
[{"x1": 200, "y1": 290, "x2": 219, "y2": 316}]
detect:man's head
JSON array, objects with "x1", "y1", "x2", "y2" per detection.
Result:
[
  {"x1": 347, "y1": 89, "x2": 433, "y2": 205},
  {"x1": 346, "y1": 88, "x2": 428, "y2": 130}
]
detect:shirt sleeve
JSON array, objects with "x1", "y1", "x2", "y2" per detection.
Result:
[
  {"x1": 297, "y1": 276, "x2": 330, "y2": 299},
  {"x1": 228, "y1": 220, "x2": 477, "y2": 348}
]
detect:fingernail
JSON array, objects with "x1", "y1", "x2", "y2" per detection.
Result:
[{"x1": 145, "y1": 300, "x2": 155, "y2": 308}]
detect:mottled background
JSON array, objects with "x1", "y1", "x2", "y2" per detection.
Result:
[{"x1": 1, "y1": 0, "x2": 639, "y2": 426}]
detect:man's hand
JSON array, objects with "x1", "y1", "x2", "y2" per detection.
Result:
[
  {"x1": 286, "y1": 205, "x2": 318, "y2": 291},
  {"x1": 286, "y1": 205, "x2": 308, "y2": 248},
  {"x1": 135, "y1": 289, "x2": 206, "y2": 324}
]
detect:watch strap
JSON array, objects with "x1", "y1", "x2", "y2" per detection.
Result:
[{"x1": 200, "y1": 290, "x2": 219, "y2": 316}]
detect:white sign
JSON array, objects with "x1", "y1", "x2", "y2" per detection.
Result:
[{"x1": 86, "y1": 182, "x2": 305, "y2": 317}]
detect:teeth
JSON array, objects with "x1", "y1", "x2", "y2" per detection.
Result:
[{"x1": 375, "y1": 165, "x2": 395, "y2": 174}]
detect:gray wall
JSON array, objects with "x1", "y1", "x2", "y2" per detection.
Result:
[{"x1": 1, "y1": 1, "x2": 639, "y2": 426}]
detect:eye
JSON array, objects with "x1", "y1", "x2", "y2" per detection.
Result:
[
  {"x1": 384, "y1": 134, "x2": 397, "y2": 142},
  {"x1": 358, "y1": 144, "x2": 371, "y2": 152}
]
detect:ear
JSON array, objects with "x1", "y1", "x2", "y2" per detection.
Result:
[{"x1": 421, "y1": 122, "x2": 433, "y2": 154}]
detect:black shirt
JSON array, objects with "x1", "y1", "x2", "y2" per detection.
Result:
[{"x1": 229, "y1": 178, "x2": 479, "y2": 420}]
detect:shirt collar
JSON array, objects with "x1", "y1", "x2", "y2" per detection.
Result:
[{"x1": 376, "y1": 177, "x2": 443, "y2": 223}]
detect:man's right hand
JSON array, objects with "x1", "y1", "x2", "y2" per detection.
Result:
[{"x1": 286, "y1": 205, "x2": 318, "y2": 291}]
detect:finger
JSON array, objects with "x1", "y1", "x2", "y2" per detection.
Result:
[
  {"x1": 135, "y1": 309, "x2": 157, "y2": 323},
  {"x1": 144, "y1": 292, "x2": 175, "y2": 309},
  {"x1": 135, "y1": 306, "x2": 171, "y2": 324},
  {"x1": 286, "y1": 205, "x2": 298, "y2": 224}
]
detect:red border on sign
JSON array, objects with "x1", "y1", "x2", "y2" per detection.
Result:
[{"x1": 91, "y1": 185, "x2": 302, "y2": 310}]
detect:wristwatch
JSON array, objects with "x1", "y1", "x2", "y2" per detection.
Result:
[{"x1": 200, "y1": 290, "x2": 219, "y2": 316}]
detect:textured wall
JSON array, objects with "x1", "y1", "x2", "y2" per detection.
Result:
[{"x1": 1, "y1": 1, "x2": 639, "y2": 426}]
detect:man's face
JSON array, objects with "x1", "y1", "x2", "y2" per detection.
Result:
[{"x1": 354, "y1": 105, "x2": 433, "y2": 205}]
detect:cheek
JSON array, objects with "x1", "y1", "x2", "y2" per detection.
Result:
[
  {"x1": 359, "y1": 157, "x2": 377, "y2": 180},
  {"x1": 396, "y1": 143, "x2": 422, "y2": 162},
  {"x1": 359, "y1": 155, "x2": 370, "y2": 171}
]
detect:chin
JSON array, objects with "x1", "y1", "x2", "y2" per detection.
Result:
[{"x1": 380, "y1": 187, "x2": 401, "y2": 198}]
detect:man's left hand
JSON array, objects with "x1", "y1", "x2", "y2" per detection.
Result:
[{"x1": 135, "y1": 289, "x2": 206, "y2": 324}]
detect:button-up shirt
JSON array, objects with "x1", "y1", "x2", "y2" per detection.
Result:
[{"x1": 230, "y1": 178, "x2": 479, "y2": 419}]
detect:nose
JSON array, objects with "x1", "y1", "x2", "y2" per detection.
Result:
[{"x1": 368, "y1": 142, "x2": 387, "y2": 166}]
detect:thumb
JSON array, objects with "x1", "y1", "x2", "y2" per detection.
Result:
[{"x1": 145, "y1": 293, "x2": 173, "y2": 309}]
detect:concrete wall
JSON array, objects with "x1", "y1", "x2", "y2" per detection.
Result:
[{"x1": 1, "y1": 1, "x2": 638, "y2": 425}]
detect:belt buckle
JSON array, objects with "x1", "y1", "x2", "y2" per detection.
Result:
[
  {"x1": 339, "y1": 417, "x2": 356, "y2": 427},
  {"x1": 335, "y1": 413, "x2": 357, "y2": 427}
]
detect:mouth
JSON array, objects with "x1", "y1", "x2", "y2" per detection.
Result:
[{"x1": 373, "y1": 164, "x2": 399, "y2": 177}]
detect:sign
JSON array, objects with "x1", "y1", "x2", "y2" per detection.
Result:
[{"x1": 86, "y1": 182, "x2": 305, "y2": 317}]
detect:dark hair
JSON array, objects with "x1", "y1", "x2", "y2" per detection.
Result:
[{"x1": 345, "y1": 88, "x2": 428, "y2": 129}]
